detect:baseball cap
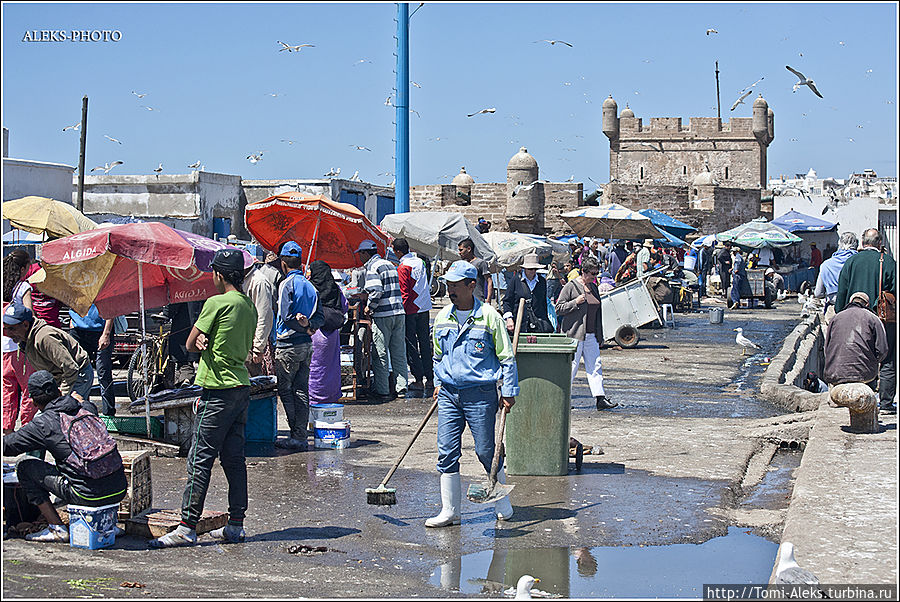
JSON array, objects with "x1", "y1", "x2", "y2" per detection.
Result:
[
  {"x1": 279, "y1": 241, "x2": 303, "y2": 258},
  {"x1": 354, "y1": 240, "x2": 378, "y2": 254},
  {"x1": 442, "y1": 260, "x2": 478, "y2": 282},
  {"x1": 3, "y1": 302, "x2": 33, "y2": 325},
  {"x1": 212, "y1": 248, "x2": 245, "y2": 272},
  {"x1": 28, "y1": 370, "x2": 59, "y2": 401}
]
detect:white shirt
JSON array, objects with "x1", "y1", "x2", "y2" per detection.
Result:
[
  {"x1": 758, "y1": 247, "x2": 774, "y2": 267},
  {"x1": 2, "y1": 281, "x2": 31, "y2": 353}
]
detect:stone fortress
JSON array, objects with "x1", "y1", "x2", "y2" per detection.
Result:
[{"x1": 409, "y1": 95, "x2": 776, "y2": 237}]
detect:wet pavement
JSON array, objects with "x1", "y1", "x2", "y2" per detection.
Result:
[{"x1": 3, "y1": 300, "x2": 806, "y2": 598}]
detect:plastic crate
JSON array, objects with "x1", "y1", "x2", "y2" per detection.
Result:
[
  {"x1": 118, "y1": 450, "x2": 152, "y2": 519},
  {"x1": 102, "y1": 415, "x2": 164, "y2": 440},
  {"x1": 245, "y1": 394, "x2": 277, "y2": 443}
]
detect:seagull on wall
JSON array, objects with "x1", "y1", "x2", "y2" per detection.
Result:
[
  {"x1": 90, "y1": 161, "x2": 124, "y2": 174},
  {"x1": 278, "y1": 41, "x2": 314, "y2": 52},
  {"x1": 349, "y1": 170, "x2": 361, "y2": 182},
  {"x1": 188, "y1": 160, "x2": 202, "y2": 170},
  {"x1": 323, "y1": 167, "x2": 340, "y2": 178},
  {"x1": 104, "y1": 135, "x2": 123, "y2": 144},
  {"x1": 786, "y1": 65, "x2": 823, "y2": 98},
  {"x1": 153, "y1": 163, "x2": 163, "y2": 174},
  {"x1": 467, "y1": 107, "x2": 496, "y2": 117}
]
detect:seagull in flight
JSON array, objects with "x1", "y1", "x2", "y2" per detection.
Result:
[
  {"x1": 740, "y1": 76, "x2": 765, "y2": 93},
  {"x1": 153, "y1": 163, "x2": 163, "y2": 174},
  {"x1": 278, "y1": 41, "x2": 314, "y2": 52},
  {"x1": 467, "y1": 107, "x2": 496, "y2": 117},
  {"x1": 350, "y1": 145, "x2": 372, "y2": 151},
  {"x1": 281, "y1": 139, "x2": 297, "y2": 145},
  {"x1": 730, "y1": 89, "x2": 754, "y2": 111},
  {"x1": 786, "y1": 65, "x2": 823, "y2": 98},
  {"x1": 511, "y1": 180, "x2": 548, "y2": 197},
  {"x1": 141, "y1": 105, "x2": 156, "y2": 111},
  {"x1": 131, "y1": 91, "x2": 147, "y2": 99},
  {"x1": 104, "y1": 135, "x2": 123, "y2": 144},
  {"x1": 411, "y1": 81, "x2": 422, "y2": 88},
  {"x1": 247, "y1": 152, "x2": 264, "y2": 164},
  {"x1": 62, "y1": 122, "x2": 81, "y2": 132},
  {"x1": 353, "y1": 59, "x2": 372, "y2": 66},
  {"x1": 706, "y1": 28, "x2": 719, "y2": 35},
  {"x1": 90, "y1": 161, "x2": 124, "y2": 174},
  {"x1": 384, "y1": 96, "x2": 393, "y2": 106},
  {"x1": 734, "y1": 328, "x2": 760, "y2": 356},
  {"x1": 409, "y1": 108, "x2": 421, "y2": 118},
  {"x1": 535, "y1": 39, "x2": 573, "y2": 47}
]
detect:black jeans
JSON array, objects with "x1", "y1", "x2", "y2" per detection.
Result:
[
  {"x1": 405, "y1": 312, "x2": 434, "y2": 382},
  {"x1": 70, "y1": 328, "x2": 115, "y2": 416},
  {"x1": 16, "y1": 458, "x2": 126, "y2": 508},
  {"x1": 880, "y1": 325, "x2": 896, "y2": 407},
  {"x1": 180, "y1": 386, "x2": 249, "y2": 529}
]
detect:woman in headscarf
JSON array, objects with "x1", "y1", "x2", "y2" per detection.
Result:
[{"x1": 307, "y1": 260, "x2": 349, "y2": 404}]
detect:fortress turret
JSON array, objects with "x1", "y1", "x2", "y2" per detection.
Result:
[
  {"x1": 602, "y1": 96, "x2": 619, "y2": 140},
  {"x1": 620, "y1": 104, "x2": 634, "y2": 118},
  {"x1": 767, "y1": 107, "x2": 775, "y2": 144},
  {"x1": 752, "y1": 95, "x2": 769, "y2": 144},
  {"x1": 506, "y1": 147, "x2": 542, "y2": 233},
  {"x1": 451, "y1": 166, "x2": 475, "y2": 187}
]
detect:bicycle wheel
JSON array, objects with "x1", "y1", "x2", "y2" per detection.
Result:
[{"x1": 127, "y1": 345, "x2": 156, "y2": 402}]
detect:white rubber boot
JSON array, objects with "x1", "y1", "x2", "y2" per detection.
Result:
[
  {"x1": 494, "y1": 467, "x2": 514, "y2": 521},
  {"x1": 425, "y1": 472, "x2": 461, "y2": 527}
]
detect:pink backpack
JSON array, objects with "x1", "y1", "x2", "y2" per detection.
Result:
[{"x1": 59, "y1": 406, "x2": 123, "y2": 479}]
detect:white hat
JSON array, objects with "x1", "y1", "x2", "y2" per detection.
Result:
[{"x1": 521, "y1": 252, "x2": 543, "y2": 269}]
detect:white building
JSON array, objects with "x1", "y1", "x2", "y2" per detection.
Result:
[{"x1": 771, "y1": 168, "x2": 897, "y2": 256}]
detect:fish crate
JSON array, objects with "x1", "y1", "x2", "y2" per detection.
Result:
[
  {"x1": 125, "y1": 508, "x2": 228, "y2": 539},
  {"x1": 118, "y1": 450, "x2": 152, "y2": 520},
  {"x1": 102, "y1": 415, "x2": 164, "y2": 440}
]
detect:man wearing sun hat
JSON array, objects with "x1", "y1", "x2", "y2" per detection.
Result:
[{"x1": 427, "y1": 260, "x2": 519, "y2": 527}]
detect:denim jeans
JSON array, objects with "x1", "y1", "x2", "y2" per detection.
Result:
[
  {"x1": 372, "y1": 314, "x2": 408, "y2": 395},
  {"x1": 70, "y1": 328, "x2": 115, "y2": 415},
  {"x1": 70, "y1": 363, "x2": 95, "y2": 402},
  {"x1": 405, "y1": 312, "x2": 433, "y2": 383},
  {"x1": 274, "y1": 343, "x2": 312, "y2": 439},
  {"x1": 436, "y1": 382, "x2": 501, "y2": 474},
  {"x1": 181, "y1": 386, "x2": 249, "y2": 529}
]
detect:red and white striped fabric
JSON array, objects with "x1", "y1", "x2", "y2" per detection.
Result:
[{"x1": 397, "y1": 253, "x2": 432, "y2": 315}]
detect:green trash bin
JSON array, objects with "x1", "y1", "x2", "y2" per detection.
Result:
[{"x1": 505, "y1": 334, "x2": 577, "y2": 476}]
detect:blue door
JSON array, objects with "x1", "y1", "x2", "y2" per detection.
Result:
[
  {"x1": 376, "y1": 195, "x2": 394, "y2": 225},
  {"x1": 339, "y1": 190, "x2": 365, "y2": 212},
  {"x1": 213, "y1": 217, "x2": 231, "y2": 240}
]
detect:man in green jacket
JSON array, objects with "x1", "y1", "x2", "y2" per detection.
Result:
[{"x1": 835, "y1": 228, "x2": 896, "y2": 413}]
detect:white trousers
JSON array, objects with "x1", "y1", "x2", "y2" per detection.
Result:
[{"x1": 571, "y1": 334, "x2": 604, "y2": 397}]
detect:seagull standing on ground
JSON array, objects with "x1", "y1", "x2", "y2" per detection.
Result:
[
  {"x1": 90, "y1": 161, "x2": 124, "y2": 174},
  {"x1": 774, "y1": 542, "x2": 821, "y2": 586},
  {"x1": 507, "y1": 575, "x2": 541, "y2": 599},
  {"x1": 467, "y1": 107, "x2": 496, "y2": 117},
  {"x1": 734, "y1": 328, "x2": 760, "y2": 355},
  {"x1": 786, "y1": 65, "x2": 823, "y2": 98}
]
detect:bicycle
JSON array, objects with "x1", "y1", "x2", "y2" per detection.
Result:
[{"x1": 126, "y1": 324, "x2": 175, "y2": 401}]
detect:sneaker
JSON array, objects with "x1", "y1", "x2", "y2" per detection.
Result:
[
  {"x1": 149, "y1": 526, "x2": 197, "y2": 548},
  {"x1": 25, "y1": 524, "x2": 69, "y2": 543},
  {"x1": 595, "y1": 396, "x2": 618, "y2": 410},
  {"x1": 879, "y1": 404, "x2": 897, "y2": 415},
  {"x1": 209, "y1": 524, "x2": 245, "y2": 543}
]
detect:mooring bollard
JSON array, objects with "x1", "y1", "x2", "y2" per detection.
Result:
[{"x1": 830, "y1": 382, "x2": 878, "y2": 434}]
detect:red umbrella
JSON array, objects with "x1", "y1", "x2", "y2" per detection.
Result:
[
  {"x1": 244, "y1": 193, "x2": 391, "y2": 269},
  {"x1": 33, "y1": 222, "x2": 253, "y2": 436}
]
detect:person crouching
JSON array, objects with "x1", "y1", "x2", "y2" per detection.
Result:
[
  {"x1": 2, "y1": 370, "x2": 127, "y2": 542},
  {"x1": 427, "y1": 261, "x2": 519, "y2": 527}
]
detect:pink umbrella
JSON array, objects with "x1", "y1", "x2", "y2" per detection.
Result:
[{"x1": 34, "y1": 222, "x2": 253, "y2": 435}]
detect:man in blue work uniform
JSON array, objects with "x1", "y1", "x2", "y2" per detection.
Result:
[{"x1": 427, "y1": 261, "x2": 519, "y2": 528}]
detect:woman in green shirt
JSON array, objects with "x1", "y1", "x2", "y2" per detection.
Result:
[{"x1": 150, "y1": 249, "x2": 257, "y2": 548}]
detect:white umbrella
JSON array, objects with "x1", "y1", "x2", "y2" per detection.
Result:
[
  {"x1": 482, "y1": 231, "x2": 554, "y2": 269},
  {"x1": 561, "y1": 203, "x2": 664, "y2": 241},
  {"x1": 379, "y1": 211, "x2": 496, "y2": 265}
]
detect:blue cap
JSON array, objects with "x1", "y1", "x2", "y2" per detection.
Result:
[
  {"x1": 442, "y1": 260, "x2": 478, "y2": 282},
  {"x1": 3, "y1": 302, "x2": 33, "y2": 325},
  {"x1": 354, "y1": 239, "x2": 379, "y2": 254},
  {"x1": 279, "y1": 241, "x2": 303, "y2": 259}
]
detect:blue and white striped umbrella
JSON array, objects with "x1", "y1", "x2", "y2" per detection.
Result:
[{"x1": 561, "y1": 203, "x2": 664, "y2": 241}]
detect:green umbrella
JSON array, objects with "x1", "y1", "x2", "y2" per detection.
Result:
[{"x1": 716, "y1": 218, "x2": 802, "y2": 249}]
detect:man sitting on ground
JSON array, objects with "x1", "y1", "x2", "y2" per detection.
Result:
[{"x1": 2, "y1": 370, "x2": 127, "y2": 542}]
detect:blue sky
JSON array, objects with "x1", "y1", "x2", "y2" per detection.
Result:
[{"x1": 2, "y1": 2, "x2": 897, "y2": 189}]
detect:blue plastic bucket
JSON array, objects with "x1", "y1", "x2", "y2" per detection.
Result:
[{"x1": 68, "y1": 503, "x2": 118, "y2": 549}]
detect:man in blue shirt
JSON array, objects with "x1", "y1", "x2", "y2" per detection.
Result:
[
  {"x1": 69, "y1": 305, "x2": 115, "y2": 416},
  {"x1": 814, "y1": 232, "x2": 858, "y2": 324},
  {"x1": 273, "y1": 242, "x2": 324, "y2": 451}
]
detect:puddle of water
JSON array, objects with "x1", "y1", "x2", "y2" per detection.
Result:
[
  {"x1": 429, "y1": 527, "x2": 777, "y2": 598},
  {"x1": 742, "y1": 450, "x2": 802, "y2": 509}
]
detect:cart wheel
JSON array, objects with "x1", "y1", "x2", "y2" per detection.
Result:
[{"x1": 614, "y1": 325, "x2": 640, "y2": 349}]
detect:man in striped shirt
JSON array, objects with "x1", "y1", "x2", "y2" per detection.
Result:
[
  {"x1": 355, "y1": 240, "x2": 407, "y2": 401},
  {"x1": 393, "y1": 238, "x2": 433, "y2": 393}
]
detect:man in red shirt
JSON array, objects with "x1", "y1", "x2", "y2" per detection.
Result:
[
  {"x1": 810, "y1": 242, "x2": 823, "y2": 282},
  {"x1": 392, "y1": 238, "x2": 434, "y2": 392}
]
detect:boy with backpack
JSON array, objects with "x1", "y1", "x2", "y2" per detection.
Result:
[{"x1": 2, "y1": 370, "x2": 127, "y2": 542}]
